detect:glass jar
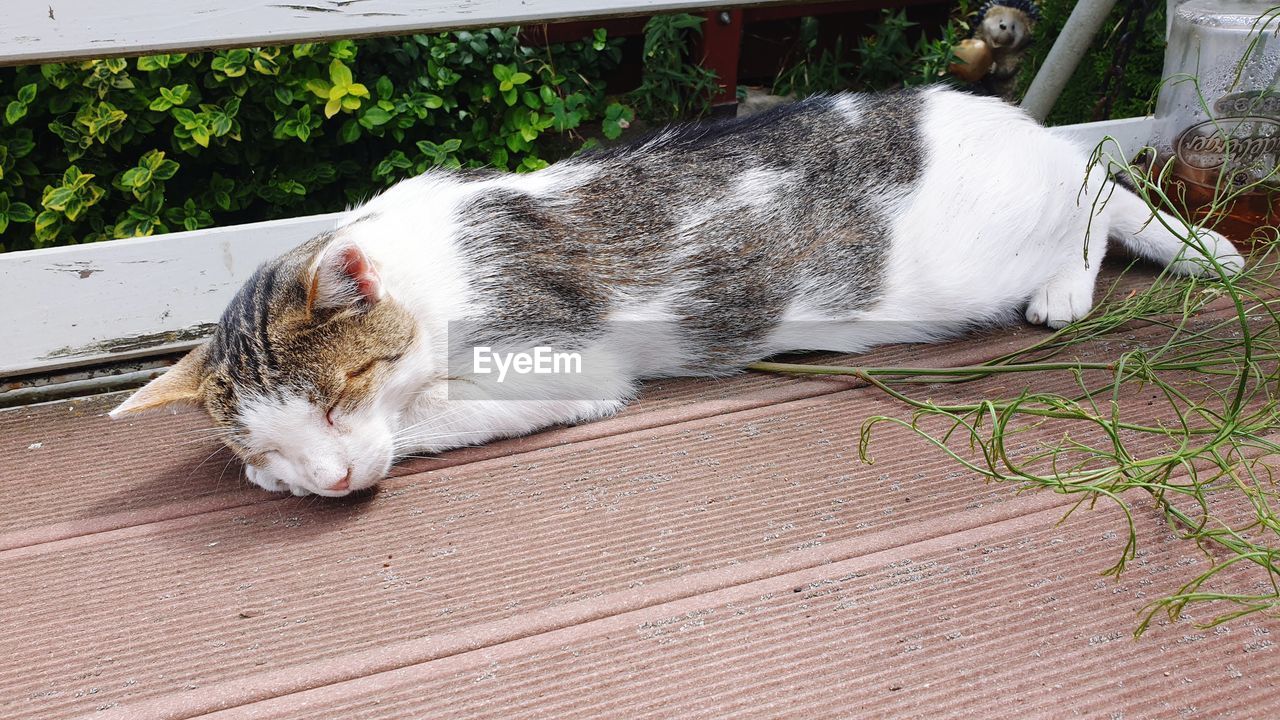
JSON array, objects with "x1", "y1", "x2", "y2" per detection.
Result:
[{"x1": 1152, "y1": 0, "x2": 1280, "y2": 243}]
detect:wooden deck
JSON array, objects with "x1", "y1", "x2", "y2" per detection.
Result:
[{"x1": 3, "y1": 263, "x2": 1278, "y2": 719}]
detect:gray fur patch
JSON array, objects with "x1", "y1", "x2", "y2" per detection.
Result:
[{"x1": 453, "y1": 90, "x2": 925, "y2": 371}]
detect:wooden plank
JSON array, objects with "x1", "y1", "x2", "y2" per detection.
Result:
[
  {"x1": 0, "y1": 0, "x2": 800, "y2": 67},
  {"x1": 0, "y1": 213, "x2": 340, "y2": 377},
  {"x1": 0, "y1": 117, "x2": 1155, "y2": 381}
]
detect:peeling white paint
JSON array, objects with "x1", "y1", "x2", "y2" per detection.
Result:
[
  {"x1": 1, "y1": 213, "x2": 341, "y2": 377},
  {"x1": 0, "y1": 0, "x2": 790, "y2": 67}
]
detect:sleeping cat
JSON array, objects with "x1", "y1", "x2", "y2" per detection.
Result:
[{"x1": 110, "y1": 87, "x2": 1244, "y2": 497}]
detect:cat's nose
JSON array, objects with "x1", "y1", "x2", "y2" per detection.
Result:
[{"x1": 328, "y1": 468, "x2": 352, "y2": 492}]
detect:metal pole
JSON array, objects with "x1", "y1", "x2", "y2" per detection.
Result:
[{"x1": 1021, "y1": 0, "x2": 1122, "y2": 121}]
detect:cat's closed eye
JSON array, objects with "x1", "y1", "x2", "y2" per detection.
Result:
[{"x1": 326, "y1": 354, "x2": 402, "y2": 424}]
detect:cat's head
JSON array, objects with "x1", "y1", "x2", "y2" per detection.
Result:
[{"x1": 110, "y1": 232, "x2": 420, "y2": 496}]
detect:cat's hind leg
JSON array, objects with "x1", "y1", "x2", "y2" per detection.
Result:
[{"x1": 1108, "y1": 187, "x2": 1245, "y2": 277}]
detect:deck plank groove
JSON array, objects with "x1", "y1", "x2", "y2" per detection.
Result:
[{"x1": 2, "y1": 263, "x2": 1276, "y2": 719}]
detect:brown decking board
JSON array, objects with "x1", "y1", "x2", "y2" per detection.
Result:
[
  {"x1": 2, "y1": 263, "x2": 1277, "y2": 719},
  {"x1": 195, "y1": 500, "x2": 1279, "y2": 720}
]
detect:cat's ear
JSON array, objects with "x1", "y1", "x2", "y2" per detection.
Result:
[
  {"x1": 109, "y1": 343, "x2": 210, "y2": 418},
  {"x1": 304, "y1": 241, "x2": 384, "y2": 315}
]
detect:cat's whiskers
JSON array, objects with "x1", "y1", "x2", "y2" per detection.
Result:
[
  {"x1": 393, "y1": 452, "x2": 453, "y2": 461},
  {"x1": 171, "y1": 424, "x2": 230, "y2": 434},
  {"x1": 390, "y1": 406, "x2": 474, "y2": 440},
  {"x1": 173, "y1": 434, "x2": 235, "y2": 448},
  {"x1": 214, "y1": 452, "x2": 242, "y2": 491},
  {"x1": 392, "y1": 428, "x2": 496, "y2": 459},
  {"x1": 170, "y1": 427, "x2": 235, "y2": 441},
  {"x1": 183, "y1": 443, "x2": 236, "y2": 483},
  {"x1": 392, "y1": 427, "x2": 494, "y2": 445}
]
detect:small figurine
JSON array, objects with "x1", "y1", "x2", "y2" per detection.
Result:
[
  {"x1": 948, "y1": 0, "x2": 1040, "y2": 100},
  {"x1": 949, "y1": 38, "x2": 994, "y2": 83}
]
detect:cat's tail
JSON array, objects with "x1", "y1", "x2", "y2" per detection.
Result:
[{"x1": 1105, "y1": 185, "x2": 1245, "y2": 278}]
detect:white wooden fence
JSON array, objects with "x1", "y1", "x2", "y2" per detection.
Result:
[{"x1": 0, "y1": 1, "x2": 1156, "y2": 394}]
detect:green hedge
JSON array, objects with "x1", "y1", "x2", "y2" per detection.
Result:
[{"x1": 0, "y1": 28, "x2": 626, "y2": 251}]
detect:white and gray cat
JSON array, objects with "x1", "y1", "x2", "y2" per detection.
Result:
[{"x1": 111, "y1": 87, "x2": 1244, "y2": 497}]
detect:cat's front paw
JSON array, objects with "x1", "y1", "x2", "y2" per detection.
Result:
[
  {"x1": 1169, "y1": 229, "x2": 1245, "y2": 278},
  {"x1": 246, "y1": 465, "x2": 314, "y2": 496},
  {"x1": 245, "y1": 464, "x2": 288, "y2": 493},
  {"x1": 1026, "y1": 274, "x2": 1096, "y2": 330}
]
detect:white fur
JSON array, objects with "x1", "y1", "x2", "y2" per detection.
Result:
[{"x1": 239, "y1": 393, "x2": 393, "y2": 497}]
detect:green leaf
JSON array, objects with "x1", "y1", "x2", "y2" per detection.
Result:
[
  {"x1": 359, "y1": 106, "x2": 392, "y2": 127},
  {"x1": 324, "y1": 97, "x2": 343, "y2": 118},
  {"x1": 191, "y1": 126, "x2": 210, "y2": 147},
  {"x1": 375, "y1": 75, "x2": 394, "y2": 99},
  {"x1": 62, "y1": 197, "x2": 86, "y2": 221},
  {"x1": 305, "y1": 79, "x2": 332, "y2": 99},
  {"x1": 210, "y1": 114, "x2": 233, "y2": 136},
  {"x1": 17, "y1": 83, "x2": 37, "y2": 104},
  {"x1": 34, "y1": 209, "x2": 60, "y2": 236},
  {"x1": 159, "y1": 85, "x2": 190, "y2": 106},
  {"x1": 601, "y1": 102, "x2": 634, "y2": 139},
  {"x1": 5, "y1": 102, "x2": 26, "y2": 125},
  {"x1": 43, "y1": 186, "x2": 76, "y2": 211},
  {"x1": 119, "y1": 167, "x2": 151, "y2": 188},
  {"x1": 63, "y1": 166, "x2": 87, "y2": 187},
  {"x1": 274, "y1": 86, "x2": 294, "y2": 105},
  {"x1": 8, "y1": 132, "x2": 35, "y2": 158},
  {"x1": 8, "y1": 202, "x2": 34, "y2": 223},
  {"x1": 153, "y1": 160, "x2": 179, "y2": 181},
  {"x1": 329, "y1": 59, "x2": 354, "y2": 87},
  {"x1": 339, "y1": 120, "x2": 361, "y2": 143},
  {"x1": 520, "y1": 156, "x2": 549, "y2": 172}
]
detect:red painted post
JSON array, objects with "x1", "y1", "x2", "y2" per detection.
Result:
[{"x1": 699, "y1": 9, "x2": 743, "y2": 114}]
